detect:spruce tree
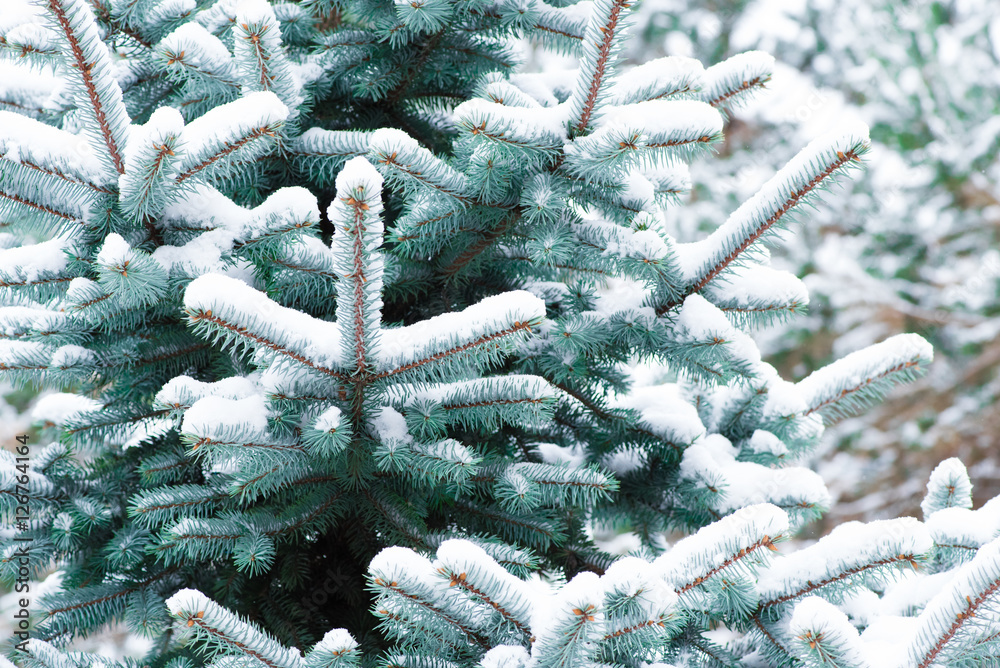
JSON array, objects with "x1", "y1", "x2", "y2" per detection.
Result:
[{"x1": 1, "y1": 0, "x2": 998, "y2": 667}]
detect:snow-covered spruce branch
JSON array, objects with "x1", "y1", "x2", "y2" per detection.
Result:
[
  {"x1": 656, "y1": 122, "x2": 870, "y2": 315},
  {"x1": 797, "y1": 333, "x2": 934, "y2": 424},
  {"x1": 568, "y1": 0, "x2": 634, "y2": 134},
  {"x1": 38, "y1": 0, "x2": 130, "y2": 179}
]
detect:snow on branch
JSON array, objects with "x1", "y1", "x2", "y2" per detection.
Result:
[
  {"x1": 305, "y1": 628, "x2": 361, "y2": 668},
  {"x1": 155, "y1": 374, "x2": 260, "y2": 414},
  {"x1": 369, "y1": 546, "x2": 492, "y2": 655},
  {"x1": 906, "y1": 537, "x2": 1000, "y2": 668},
  {"x1": 678, "y1": 434, "x2": 830, "y2": 527},
  {"x1": 455, "y1": 99, "x2": 568, "y2": 165},
  {"x1": 797, "y1": 333, "x2": 933, "y2": 424},
  {"x1": 156, "y1": 22, "x2": 240, "y2": 91},
  {"x1": 921, "y1": 457, "x2": 974, "y2": 519},
  {"x1": 175, "y1": 91, "x2": 288, "y2": 185},
  {"x1": 291, "y1": 128, "x2": 372, "y2": 187},
  {"x1": 568, "y1": 0, "x2": 633, "y2": 133},
  {"x1": 183, "y1": 273, "x2": 346, "y2": 378},
  {"x1": 376, "y1": 291, "x2": 545, "y2": 381},
  {"x1": 369, "y1": 128, "x2": 473, "y2": 207},
  {"x1": 119, "y1": 106, "x2": 186, "y2": 222},
  {"x1": 609, "y1": 55, "x2": 704, "y2": 105},
  {"x1": 530, "y1": 571, "x2": 604, "y2": 667},
  {"x1": 608, "y1": 383, "x2": 706, "y2": 455},
  {"x1": 330, "y1": 156, "x2": 386, "y2": 378},
  {"x1": 95, "y1": 233, "x2": 169, "y2": 308},
  {"x1": 654, "y1": 503, "x2": 788, "y2": 596},
  {"x1": 0, "y1": 238, "x2": 74, "y2": 302},
  {"x1": 0, "y1": 19, "x2": 60, "y2": 66},
  {"x1": 703, "y1": 263, "x2": 809, "y2": 330},
  {"x1": 699, "y1": 51, "x2": 774, "y2": 112},
  {"x1": 666, "y1": 294, "x2": 762, "y2": 384},
  {"x1": 924, "y1": 496, "x2": 1000, "y2": 570},
  {"x1": 789, "y1": 596, "x2": 871, "y2": 668},
  {"x1": 166, "y1": 588, "x2": 306, "y2": 668},
  {"x1": 565, "y1": 100, "x2": 722, "y2": 182},
  {"x1": 233, "y1": 0, "x2": 302, "y2": 111},
  {"x1": 672, "y1": 122, "x2": 870, "y2": 302},
  {"x1": 385, "y1": 374, "x2": 556, "y2": 438},
  {"x1": 435, "y1": 539, "x2": 536, "y2": 636},
  {"x1": 40, "y1": 0, "x2": 130, "y2": 179},
  {"x1": 0, "y1": 110, "x2": 110, "y2": 191},
  {"x1": 757, "y1": 517, "x2": 932, "y2": 611},
  {"x1": 532, "y1": 1, "x2": 588, "y2": 55}
]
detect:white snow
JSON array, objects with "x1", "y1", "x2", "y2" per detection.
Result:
[
  {"x1": 184, "y1": 274, "x2": 343, "y2": 370},
  {"x1": 536, "y1": 442, "x2": 586, "y2": 468},
  {"x1": 610, "y1": 382, "x2": 705, "y2": 444},
  {"x1": 182, "y1": 393, "x2": 270, "y2": 438},
  {"x1": 335, "y1": 155, "x2": 384, "y2": 197},
  {"x1": 369, "y1": 545, "x2": 434, "y2": 582},
  {"x1": 95, "y1": 233, "x2": 131, "y2": 268},
  {"x1": 595, "y1": 99, "x2": 723, "y2": 137},
  {"x1": 610, "y1": 56, "x2": 704, "y2": 104},
  {"x1": 920, "y1": 457, "x2": 973, "y2": 518},
  {"x1": 925, "y1": 500, "x2": 1000, "y2": 550},
  {"x1": 378, "y1": 291, "x2": 545, "y2": 374},
  {"x1": 603, "y1": 555, "x2": 677, "y2": 615},
  {"x1": 796, "y1": 333, "x2": 933, "y2": 414},
  {"x1": 156, "y1": 374, "x2": 261, "y2": 409},
  {"x1": 757, "y1": 517, "x2": 933, "y2": 606},
  {"x1": 166, "y1": 21, "x2": 232, "y2": 62},
  {"x1": 436, "y1": 539, "x2": 536, "y2": 626},
  {"x1": 700, "y1": 51, "x2": 775, "y2": 106},
  {"x1": 165, "y1": 587, "x2": 305, "y2": 668},
  {"x1": 878, "y1": 570, "x2": 953, "y2": 617},
  {"x1": 119, "y1": 107, "x2": 184, "y2": 204},
  {"x1": 370, "y1": 406, "x2": 411, "y2": 444},
  {"x1": 151, "y1": 229, "x2": 231, "y2": 276},
  {"x1": 313, "y1": 406, "x2": 343, "y2": 432},
  {"x1": 368, "y1": 128, "x2": 469, "y2": 200},
  {"x1": 529, "y1": 570, "x2": 602, "y2": 652},
  {"x1": 454, "y1": 98, "x2": 569, "y2": 146},
  {"x1": 179, "y1": 91, "x2": 288, "y2": 164},
  {"x1": 789, "y1": 596, "x2": 871, "y2": 667},
  {"x1": 673, "y1": 294, "x2": 762, "y2": 367},
  {"x1": 654, "y1": 503, "x2": 789, "y2": 588},
  {"x1": 0, "y1": 109, "x2": 108, "y2": 187},
  {"x1": 479, "y1": 645, "x2": 530, "y2": 668},
  {"x1": 702, "y1": 263, "x2": 808, "y2": 311},
  {"x1": 678, "y1": 433, "x2": 829, "y2": 517},
  {"x1": 30, "y1": 392, "x2": 101, "y2": 426},
  {"x1": 859, "y1": 614, "x2": 920, "y2": 668},
  {"x1": 745, "y1": 430, "x2": 789, "y2": 458},
  {"x1": 386, "y1": 375, "x2": 555, "y2": 409},
  {"x1": 311, "y1": 628, "x2": 357, "y2": 656},
  {"x1": 49, "y1": 345, "x2": 95, "y2": 368},
  {"x1": 0, "y1": 238, "x2": 70, "y2": 284}
]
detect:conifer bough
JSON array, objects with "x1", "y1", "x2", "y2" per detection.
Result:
[{"x1": 0, "y1": 0, "x2": 996, "y2": 666}]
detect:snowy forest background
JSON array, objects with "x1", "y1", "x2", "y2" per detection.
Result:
[{"x1": 1, "y1": 0, "x2": 999, "y2": 660}]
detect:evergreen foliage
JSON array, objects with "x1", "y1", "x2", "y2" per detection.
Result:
[{"x1": 0, "y1": 0, "x2": 996, "y2": 666}]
